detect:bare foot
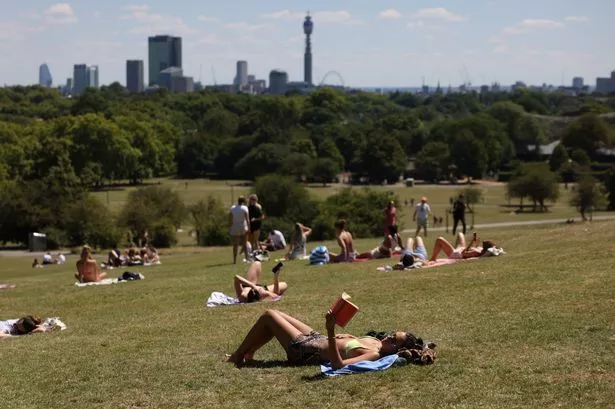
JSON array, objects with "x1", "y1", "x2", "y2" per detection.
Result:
[{"x1": 225, "y1": 353, "x2": 244, "y2": 366}]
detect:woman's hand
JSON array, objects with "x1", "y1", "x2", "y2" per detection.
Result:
[{"x1": 325, "y1": 309, "x2": 336, "y2": 332}]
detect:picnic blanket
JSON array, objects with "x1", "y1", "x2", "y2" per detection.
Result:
[
  {"x1": 320, "y1": 355, "x2": 399, "y2": 377},
  {"x1": 0, "y1": 284, "x2": 16, "y2": 290},
  {"x1": 205, "y1": 291, "x2": 282, "y2": 307},
  {"x1": 75, "y1": 272, "x2": 145, "y2": 287}
]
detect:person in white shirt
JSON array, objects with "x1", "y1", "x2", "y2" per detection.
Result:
[
  {"x1": 42, "y1": 252, "x2": 53, "y2": 265},
  {"x1": 413, "y1": 196, "x2": 432, "y2": 237},
  {"x1": 265, "y1": 229, "x2": 287, "y2": 252},
  {"x1": 228, "y1": 196, "x2": 250, "y2": 264}
]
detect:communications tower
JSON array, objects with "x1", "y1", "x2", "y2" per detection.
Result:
[{"x1": 303, "y1": 12, "x2": 313, "y2": 86}]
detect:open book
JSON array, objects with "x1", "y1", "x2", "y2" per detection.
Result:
[{"x1": 329, "y1": 292, "x2": 359, "y2": 327}]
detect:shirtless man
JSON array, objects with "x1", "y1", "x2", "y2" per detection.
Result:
[
  {"x1": 329, "y1": 219, "x2": 357, "y2": 263},
  {"x1": 75, "y1": 245, "x2": 107, "y2": 283}
]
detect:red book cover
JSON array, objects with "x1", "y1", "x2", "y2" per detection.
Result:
[{"x1": 329, "y1": 292, "x2": 359, "y2": 327}]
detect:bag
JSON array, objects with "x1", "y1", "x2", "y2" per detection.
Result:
[
  {"x1": 309, "y1": 246, "x2": 329, "y2": 265},
  {"x1": 119, "y1": 271, "x2": 143, "y2": 281}
]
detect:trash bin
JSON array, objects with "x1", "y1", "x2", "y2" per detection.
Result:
[
  {"x1": 28, "y1": 232, "x2": 47, "y2": 252},
  {"x1": 405, "y1": 178, "x2": 415, "y2": 187}
]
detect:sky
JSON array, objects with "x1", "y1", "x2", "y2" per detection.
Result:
[{"x1": 0, "y1": 0, "x2": 613, "y2": 87}]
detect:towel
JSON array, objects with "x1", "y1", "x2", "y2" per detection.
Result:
[
  {"x1": 41, "y1": 317, "x2": 67, "y2": 332},
  {"x1": 205, "y1": 291, "x2": 283, "y2": 307},
  {"x1": 0, "y1": 284, "x2": 16, "y2": 290},
  {"x1": 206, "y1": 292, "x2": 240, "y2": 307},
  {"x1": 320, "y1": 355, "x2": 399, "y2": 377},
  {"x1": 483, "y1": 247, "x2": 505, "y2": 257},
  {"x1": 75, "y1": 273, "x2": 144, "y2": 287}
]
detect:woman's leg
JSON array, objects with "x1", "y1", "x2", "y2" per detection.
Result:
[
  {"x1": 232, "y1": 236, "x2": 239, "y2": 264},
  {"x1": 245, "y1": 261, "x2": 262, "y2": 283},
  {"x1": 266, "y1": 281, "x2": 288, "y2": 295},
  {"x1": 454, "y1": 232, "x2": 466, "y2": 248},
  {"x1": 429, "y1": 237, "x2": 455, "y2": 261},
  {"x1": 270, "y1": 310, "x2": 313, "y2": 334},
  {"x1": 241, "y1": 232, "x2": 249, "y2": 259},
  {"x1": 227, "y1": 309, "x2": 304, "y2": 364},
  {"x1": 406, "y1": 237, "x2": 415, "y2": 250}
]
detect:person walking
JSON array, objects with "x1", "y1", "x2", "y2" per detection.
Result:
[
  {"x1": 413, "y1": 196, "x2": 431, "y2": 237},
  {"x1": 452, "y1": 194, "x2": 467, "y2": 235}
]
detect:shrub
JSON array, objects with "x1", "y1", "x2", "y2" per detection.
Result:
[
  {"x1": 190, "y1": 197, "x2": 231, "y2": 246},
  {"x1": 312, "y1": 188, "x2": 398, "y2": 240},
  {"x1": 43, "y1": 227, "x2": 67, "y2": 250},
  {"x1": 64, "y1": 196, "x2": 123, "y2": 249},
  {"x1": 150, "y1": 220, "x2": 177, "y2": 248},
  {"x1": 254, "y1": 174, "x2": 319, "y2": 223},
  {"x1": 118, "y1": 186, "x2": 186, "y2": 245}
]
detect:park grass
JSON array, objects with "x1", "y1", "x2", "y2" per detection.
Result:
[
  {"x1": 92, "y1": 178, "x2": 609, "y2": 249},
  {"x1": 1, "y1": 222, "x2": 614, "y2": 409}
]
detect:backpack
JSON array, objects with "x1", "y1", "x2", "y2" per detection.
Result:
[{"x1": 309, "y1": 246, "x2": 329, "y2": 265}]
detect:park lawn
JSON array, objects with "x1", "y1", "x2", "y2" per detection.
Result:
[{"x1": 1, "y1": 222, "x2": 614, "y2": 409}]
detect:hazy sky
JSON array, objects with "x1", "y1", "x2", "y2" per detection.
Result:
[{"x1": 0, "y1": 0, "x2": 612, "y2": 87}]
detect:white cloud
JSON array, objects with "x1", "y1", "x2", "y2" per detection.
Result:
[
  {"x1": 519, "y1": 19, "x2": 564, "y2": 28},
  {"x1": 409, "y1": 8, "x2": 466, "y2": 22},
  {"x1": 564, "y1": 16, "x2": 589, "y2": 22},
  {"x1": 197, "y1": 15, "x2": 218, "y2": 22},
  {"x1": 407, "y1": 21, "x2": 425, "y2": 29},
  {"x1": 379, "y1": 9, "x2": 402, "y2": 19},
  {"x1": 261, "y1": 10, "x2": 361, "y2": 25},
  {"x1": 224, "y1": 22, "x2": 271, "y2": 32},
  {"x1": 198, "y1": 34, "x2": 225, "y2": 45},
  {"x1": 122, "y1": 5, "x2": 198, "y2": 36},
  {"x1": 0, "y1": 21, "x2": 44, "y2": 42},
  {"x1": 45, "y1": 3, "x2": 78, "y2": 24},
  {"x1": 493, "y1": 44, "x2": 508, "y2": 54}
]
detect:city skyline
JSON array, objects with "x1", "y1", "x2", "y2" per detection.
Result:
[{"x1": 0, "y1": 0, "x2": 614, "y2": 87}]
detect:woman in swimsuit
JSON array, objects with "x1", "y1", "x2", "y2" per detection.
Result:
[
  {"x1": 285, "y1": 223, "x2": 312, "y2": 260},
  {"x1": 247, "y1": 194, "x2": 265, "y2": 253},
  {"x1": 329, "y1": 219, "x2": 357, "y2": 263},
  {"x1": 233, "y1": 261, "x2": 288, "y2": 303},
  {"x1": 226, "y1": 309, "x2": 435, "y2": 368},
  {"x1": 357, "y1": 225, "x2": 403, "y2": 260},
  {"x1": 75, "y1": 246, "x2": 107, "y2": 283},
  {"x1": 429, "y1": 232, "x2": 495, "y2": 262}
]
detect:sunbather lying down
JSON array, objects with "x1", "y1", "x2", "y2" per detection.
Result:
[
  {"x1": 429, "y1": 232, "x2": 496, "y2": 262},
  {"x1": 226, "y1": 309, "x2": 436, "y2": 369},
  {"x1": 234, "y1": 261, "x2": 288, "y2": 303},
  {"x1": 0, "y1": 316, "x2": 45, "y2": 338}
]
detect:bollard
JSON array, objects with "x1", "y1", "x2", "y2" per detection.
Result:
[{"x1": 445, "y1": 209, "x2": 449, "y2": 233}]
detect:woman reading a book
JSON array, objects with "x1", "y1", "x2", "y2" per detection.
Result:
[
  {"x1": 226, "y1": 308, "x2": 432, "y2": 369},
  {"x1": 233, "y1": 261, "x2": 287, "y2": 303}
]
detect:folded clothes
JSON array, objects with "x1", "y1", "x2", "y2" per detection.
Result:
[
  {"x1": 205, "y1": 291, "x2": 283, "y2": 307},
  {"x1": 320, "y1": 355, "x2": 398, "y2": 377}
]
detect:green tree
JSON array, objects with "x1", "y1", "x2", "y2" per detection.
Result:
[
  {"x1": 310, "y1": 158, "x2": 341, "y2": 186},
  {"x1": 253, "y1": 174, "x2": 319, "y2": 224},
  {"x1": 507, "y1": 163, "x2": 560, "y2": 212},
  {"x1": 414, "y1": 142, "x2": 450, "y2": 183},
  {"x1": 354, "y1": 133, "x2": 407, "y2": 183},
  {"x1": 570, "y1": 175, "x2": 607, "y2": 221},
  {"x1": 176, "y1": 132, "x2": 219, "y2": 178},
  {"x1": 450, "y1": 130, "x2": 487, "y2": 179},
  {"x1": 549, "y1": 143, "x2": 569, "y2": 171},
  {"x1": 570, "y1": 148, "x2": 591, "y2": 167},
  {"x1": 561, "y1": 113, "x2": 613, "y2": 158}
]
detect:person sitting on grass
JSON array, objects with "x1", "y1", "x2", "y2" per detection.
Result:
[
  {"x1": 0, "y1": 316, "x2": 45, "y2": 338},
  {"x1": 75, "y1": 245, "x2": 107, "y2": 283},
  {"x1": 263, "y1": 229, "x2": 286, "y2": 252},
  {"x1": 226, "y1": 309, "x2": 435, "y2": 368},
  {"x1": 233, "y1": 261, "x2": 288, "y2": 303},
  {"x1": 285, "y1": 223, "x2": 312, "y2": 261},
  {"x1": 429, "y1": 232, "x2": 495, "y2": 262},
  {"x1": 329, "y1": 219, "x2": 357, "y2": 263}
]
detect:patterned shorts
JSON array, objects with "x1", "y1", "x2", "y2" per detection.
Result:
[{"x1": 286, "y1": 331, "x2": 327, "y2": 365}]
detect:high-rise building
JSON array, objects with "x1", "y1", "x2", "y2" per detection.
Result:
[
  {"x1": 572, "y1": 77, "x2": 584, "y2": 89},
  {"x1": 235, "y1": 60, "x2": 248, "y2": 89},
  {"x1": 596, "y1": 71, "x2": 615, "y2": 94},
  {"x1": 269, "y1": 69, "x2": 288, "y2": 95},
  {"x1": 303, "y1": 13, "x2": 313, "y2": 86},
  {"x1": 148, "y1": 35, "x2": 182, "y2": 85},
  {"x1": 39, "y1": 63, "x2": 53, "y2": 87},
  {"x1": 126, "y1": 60, "x2": 144, "y2": 92},
  {"x1": 73, "y1": 64, "x2": 88, "y2": 94},
  {"x1": 87, "y1": 65, "x2": 99, "y2": 89},
  {"x1": 158, "y1": 67, "x2": 183, "y2": 91}
]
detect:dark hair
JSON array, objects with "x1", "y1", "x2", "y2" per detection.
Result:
[
  {"x1": 14, "y1": 316, "x2": 42, "y2": 335},
  {"x1": 388, "y1": 224, "x2": 398, "y2": 235},
  {"x1": 365, "y1": 330, "x2": 425, "y2": 350},
  {"x1": 237, "y1": 196, "x2": 247, "y2": 205},
  {"x1": 334, "y1": 219, "x2": 346, "y2": 230},
  {"x1": 401, "y1": 253, "x2": 414, "y2": 267},
  {"x1": 480, "y1": 240, "x2": 495, "y2": 256},
  {"x1": 246, "y1": 288, "x2": 261, "y2": 303}
]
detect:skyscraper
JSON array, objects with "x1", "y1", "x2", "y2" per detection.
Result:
[
  {"x1": 303, "y1": 13, "x2": 313, "y2": 86},
  {"x1": 87, "y1": 65, "x2": 99, "y2": 89},
  {"x1": 235, "y1": 60, "x2": 248, "y2": 89},
  {"x1": 73, "y1": 64, "x2": 88, "y2": 94},
  {"x1": 148, "y1": 35, "x2": 182, "y2": 86},
  {"x1": 39, "y1": 63, "x2": 53, "y2": 87},
  {"x1": 126, "y1": 60, "x2": 144, "y2": 92}
]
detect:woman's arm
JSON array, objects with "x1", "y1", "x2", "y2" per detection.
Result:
[
  {"x1": 272, "y1": 270, "x2": 280, "y2": 295},
  {"x1": 228, "y1": 211, "x2": 233, "y2": 229},
  {"x1": 258, "y1": 204, "x2": 265, "y2": 221},
  {"x1": 234, "y1": 275, "x2": 256, "y2": 298},
  {"x1": 325, "y1": 311, "x2": 379, "y2": 369},
  {"x1": 303, "y1": 226, "x2": 312, "y2": 237}
]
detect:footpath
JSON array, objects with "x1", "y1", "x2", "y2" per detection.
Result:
[{"x1": 400, "y1": 215, "x2": 615, "y2": 234}]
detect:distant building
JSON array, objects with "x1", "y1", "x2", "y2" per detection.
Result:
[
  {"x1": 572, "y1": 77, "x2": 584, "y2": 89},
  {"x1": 269, "y1": 70, "x2": 288, "y2": 95},
  {"x1": 66, "y1": 78, "x2": 73, "y2": 93},
  {"x1": 126, "y1": 60, "x2": 144, "y2": 93},
  {"x1": 39, "y1": 63, "x2": 53, "y2": 87},
  {"x1": 73, "y1": 64, "x2": 88, "y2": 94},
  {"x1": 158, "y1": 67, "x2": 183, "y2": 91},
  {"x1": 148, "y1": 35, "x2": 182, "y2": 86},
  {"x1": 205, "y1": 84, "x2": 235, "y2": 93},
  {"x1": 234, "y1": 60, "x2": 248, "y2": 89},
  {"x1": 173, "y1": 76, "x2": 194, "y2": 93},
  {"x1": 286, "y1": 81, "x2": 312, "y2": 94},
  {"x1": 87, "y1": 65, "x2": 99, "y2": 89},
  {"x1": 596, "y1": 71, "x2": 615, "y2": 94},
  {"x1": 303, "y1": 13, "x2": 314, "y2": 85},
  {"x1": 247, "y1": 78, "x2": 267, "y2": 94}
]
